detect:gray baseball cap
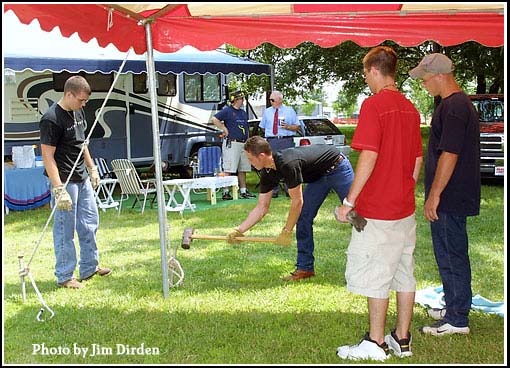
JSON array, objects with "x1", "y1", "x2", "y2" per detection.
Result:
[{"x1": 409, "y1": 53, "x2": 454, "y2": 79}]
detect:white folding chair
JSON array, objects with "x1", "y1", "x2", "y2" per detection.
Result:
[
  {"x1": 111, "y1": 159, "x2": 157, "y2": 214},
  {"x1": 93, "y1": 158, "x2": 119, "y2": 211}
]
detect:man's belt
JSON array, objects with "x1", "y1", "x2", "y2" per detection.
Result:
[
  {"x1": 226, "y1": 138, "x2": 246, "y2": 143},
  {"x1": 325, "y1": 155, "x2": 344, "y2": 174},
  {"x1": 267, "y1": 136, "x2": 293, "y2": 140}
]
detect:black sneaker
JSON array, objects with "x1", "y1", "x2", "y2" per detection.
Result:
[
  {"x1": 240, "y1": 191, "x2": 256, "y2": 199},
  {"x1": 384, "y1": 329, "x2": 412, "y2": 357},
  {"x1": 222, "y1": 192, "x2": 233, "y2": 200}
]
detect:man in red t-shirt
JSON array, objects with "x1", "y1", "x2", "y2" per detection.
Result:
[{"x1": 335, "y1": 46, "x2": 423, "y2": 361}]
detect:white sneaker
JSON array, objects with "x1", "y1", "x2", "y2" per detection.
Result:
[
  {"x1": 420, "y1": 320, "x2": 470, "y2": 336},
  {"x1": 384, "y1": 329, "x2": 413, "y2": 357},
  {"x1": 427, "y1": 307, "x2": 447, "y2": 320},
  {"x1": 337, "y1": 333, "x2": 390, "y2": 361}
]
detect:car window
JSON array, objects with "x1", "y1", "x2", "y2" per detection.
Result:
[{"x1": 301, "y1": 118, "x2": 341, "y2": 136}]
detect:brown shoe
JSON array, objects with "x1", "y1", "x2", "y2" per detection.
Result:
[
  {"x1": 282, "y1": 269, "x2": 315, "y2": 281},
  {"x1": 58, "y1": 278, "x2": 84, "y2": 289},
  {"x1": 80, "y1": 267, "x2": 112, "y2": 281}
]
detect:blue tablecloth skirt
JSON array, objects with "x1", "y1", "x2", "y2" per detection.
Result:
[{"x1": 4, "y1": 166, "x2": 51, "y2": 210}]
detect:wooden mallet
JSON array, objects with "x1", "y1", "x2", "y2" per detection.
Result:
[{"x1": 181, "y1": 227, "x2": 278, "y2": 249}]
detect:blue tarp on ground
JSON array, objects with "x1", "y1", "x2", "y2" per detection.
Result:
[{"x1": 415, "y1": 285, "x2": 505, "y2": 317}]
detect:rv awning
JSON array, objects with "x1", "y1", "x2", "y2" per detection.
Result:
[
  {"x1": 3, "y1": 50, "x2": 272, "y2": 76},
  {"x1": 3, "y1": 10, "x2": 270, "y2": 75},
  {"x1": 4, "y1": 3, "x2": 505, "y2": 54}
]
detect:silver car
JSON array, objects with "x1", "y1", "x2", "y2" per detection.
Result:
[{"x1": 249, "y1": 116, "x2": 351, "y2": 157}]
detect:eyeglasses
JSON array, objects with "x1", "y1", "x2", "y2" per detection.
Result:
[
  {"x1": 72, "y1": 92, "x2": 88, "y2": 103},
  {"x1": 270, "y1": 99, "x2": 276, "y2": 102}
]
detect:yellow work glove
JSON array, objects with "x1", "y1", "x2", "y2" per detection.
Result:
[
  {"x1": 87, "y1": 165, "x2": 100, "y2": 190},
  {"x1": 227, "y1": 228, "x2": 244, "y2": 244},
  {"x1": 275, "y1": 228, "x2": 292, "y2": 246},
  {"x1": 52, "y1": 185, "x2": 72, "y2": 211}
]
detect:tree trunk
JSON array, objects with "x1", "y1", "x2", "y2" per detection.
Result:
[{"x1": 476, "y1": 74, "x2": 487, "y2": 94}]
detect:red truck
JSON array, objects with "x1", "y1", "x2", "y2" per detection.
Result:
[{"x1": 470, "y1": 94, "x2": 504, "y2": 179}]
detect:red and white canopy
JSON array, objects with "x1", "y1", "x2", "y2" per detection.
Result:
[{"x1": 4, "y1": 3, "x2": 505, "y2": 54}]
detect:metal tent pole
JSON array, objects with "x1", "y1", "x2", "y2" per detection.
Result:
[{"x1": 144, "y1": 21, "x2": 169, "y2": 298}]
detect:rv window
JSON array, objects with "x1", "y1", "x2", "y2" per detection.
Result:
[
  {"x1": 184, "y1": 74, "x2": 220, "y2": 102},
  {"x1": 53, "y1": 72, "x2": 113, "y2": 92},
  {"x1": 133, "y1": 74, "x2": 148, "y2": 94},
  {"x1": 203, "y1": 74, "x2": 221, "y2": 101},
  {"x1": 132, "y1": 74, "x2": 177, "y2": 96},
  {"x1": 157, "y1": 74, "x2": 177, "y2": 96}
]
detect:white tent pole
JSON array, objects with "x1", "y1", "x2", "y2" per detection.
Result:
[{"x1": 144, "y1": 21, "x2": 169, "y2": 298}]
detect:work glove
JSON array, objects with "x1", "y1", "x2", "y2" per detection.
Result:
[
  {"x1": 52, "y1": 185, "x2": 72, "y2": 211},
  {"x1": 275, "y1": 228, "x2": 292, "y2": 246},
  {"x1": 227, "y1": 228, "x2": 244, "y2": 244},
  {"x1": 347, "y1": 210, "x2": 368, "y2": 232},
  {"x1": 87, "y1": 165, "x2": 100, "y2": 190}
]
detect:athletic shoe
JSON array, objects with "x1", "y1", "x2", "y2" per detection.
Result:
[
  {"x1": 420, "y1": 320, "x2": 470, "y2": 336},
  {"x1": 428, "y1": 307, "x2": 447, "y2": 320},
  {"x1": 240, "y1": 191, "x2": 256, "y2": 199},
  {"x1": 222, "y1": 192, "x2": 233, "y2": 200},
  {"x1": 384, "y1": 329, "x2": 412, "y2": 357},
  {"x1": 337, "y1": 333, "x2": 390, "y2": 361}
]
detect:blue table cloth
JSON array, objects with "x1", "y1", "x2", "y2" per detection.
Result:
[{"x1": 4, "y1": 166, "x2": 51, "y2": 211}]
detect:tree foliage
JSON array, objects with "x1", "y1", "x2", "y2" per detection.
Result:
[{"x1": 227, "y1": 41, "x2": 503, "y2": 114}]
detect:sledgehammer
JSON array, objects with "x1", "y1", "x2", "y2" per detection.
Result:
[{"x1": 181, "y1": 227, "x2": 278, "y2": 249}]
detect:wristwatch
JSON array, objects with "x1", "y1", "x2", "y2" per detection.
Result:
[{"x1": 343, "y1": 198, "x2": 355, "y2": 208}]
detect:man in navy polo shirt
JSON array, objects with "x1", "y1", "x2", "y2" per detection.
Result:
[{"x1": 212, "y1": 90, "x2": 255, "y2": 200}]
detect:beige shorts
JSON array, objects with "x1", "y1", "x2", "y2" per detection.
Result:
[
  {"x1": 345, "y1": 213, "x2": 417, "y2": 298},
  {"x1": 222, "y1": 140, "x2": 251, "y2": 173}
]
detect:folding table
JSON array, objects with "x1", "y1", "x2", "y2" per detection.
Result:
[
  {"x1": 4, "y1": 165, "x2": 51, "y2": 214},
  {"x1": 162, "y1": 178, "x2": 196, "y2": 214},
  {"x1": 188, "y1": 176, "x2": 239, "y2": 205}
]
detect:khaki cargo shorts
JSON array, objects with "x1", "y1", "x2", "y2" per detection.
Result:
[
  {"x1": 222, "y1": 140, "x2": 251, "y2": 173},
  {"x1": 345, "y1": 213, "x2": 417, "y2": 299}
]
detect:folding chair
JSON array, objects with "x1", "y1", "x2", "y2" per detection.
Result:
[
  {"x1": 193, "y1": 146, "x2": 222, "y2": 194},
  {"x1": 94, "y1": 157, "x2": 115, "y2": 179},
  {"x1": 197, "y1": 146, "x2": 222, "y2": 176},
  {"x1": 111, "y1": 159, "x2": 157, "y2": 214},
  {"x1": 93, "y1": 158, "x2": 119, "y2": 211}
]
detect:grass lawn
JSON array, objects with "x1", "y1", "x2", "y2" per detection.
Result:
[{"x1": 3, "y1": 126, "x2": 505, "y2": 364}]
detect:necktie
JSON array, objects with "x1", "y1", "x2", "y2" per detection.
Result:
[{"x1": 273, "y1": 108, "x2": 278, "y2": 135}]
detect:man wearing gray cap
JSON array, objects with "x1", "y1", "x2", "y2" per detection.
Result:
[{"x1": 409, "y1": 53, "x2": 480, "y2": 336}]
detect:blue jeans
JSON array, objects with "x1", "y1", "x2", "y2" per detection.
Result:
[
  {"x1": 52, "y1": 179, "x2": 99, "y2": 283},
  {"x1": 430, "y1": 212, "x2": 472, "y2": 327},
  {"x1": 295, "y1": 157, "x2": 354, "y2": 271}
]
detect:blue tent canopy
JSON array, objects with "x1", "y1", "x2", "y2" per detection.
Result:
[{"x1": 4, "y1": 49, "x2": 271, "y2": 76}]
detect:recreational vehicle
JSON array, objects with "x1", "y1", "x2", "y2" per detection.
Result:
[{"x1": 4, "y1": 49, "x2": 271, "y2": 176}]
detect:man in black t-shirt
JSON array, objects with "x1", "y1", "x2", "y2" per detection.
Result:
[
  {"x1": 40, "y1": 75, "x2": 111, "y2": 289},
  {"x1": 409, "y1": 53, "x2": 480, "y2": 336},
  {"x1": 227, "y1": 136, "x2": 354, "y2": 281}
]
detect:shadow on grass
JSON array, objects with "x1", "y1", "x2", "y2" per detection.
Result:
[{"x1": 3, "y1": 301, "x2": 505, "y2": 364}]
